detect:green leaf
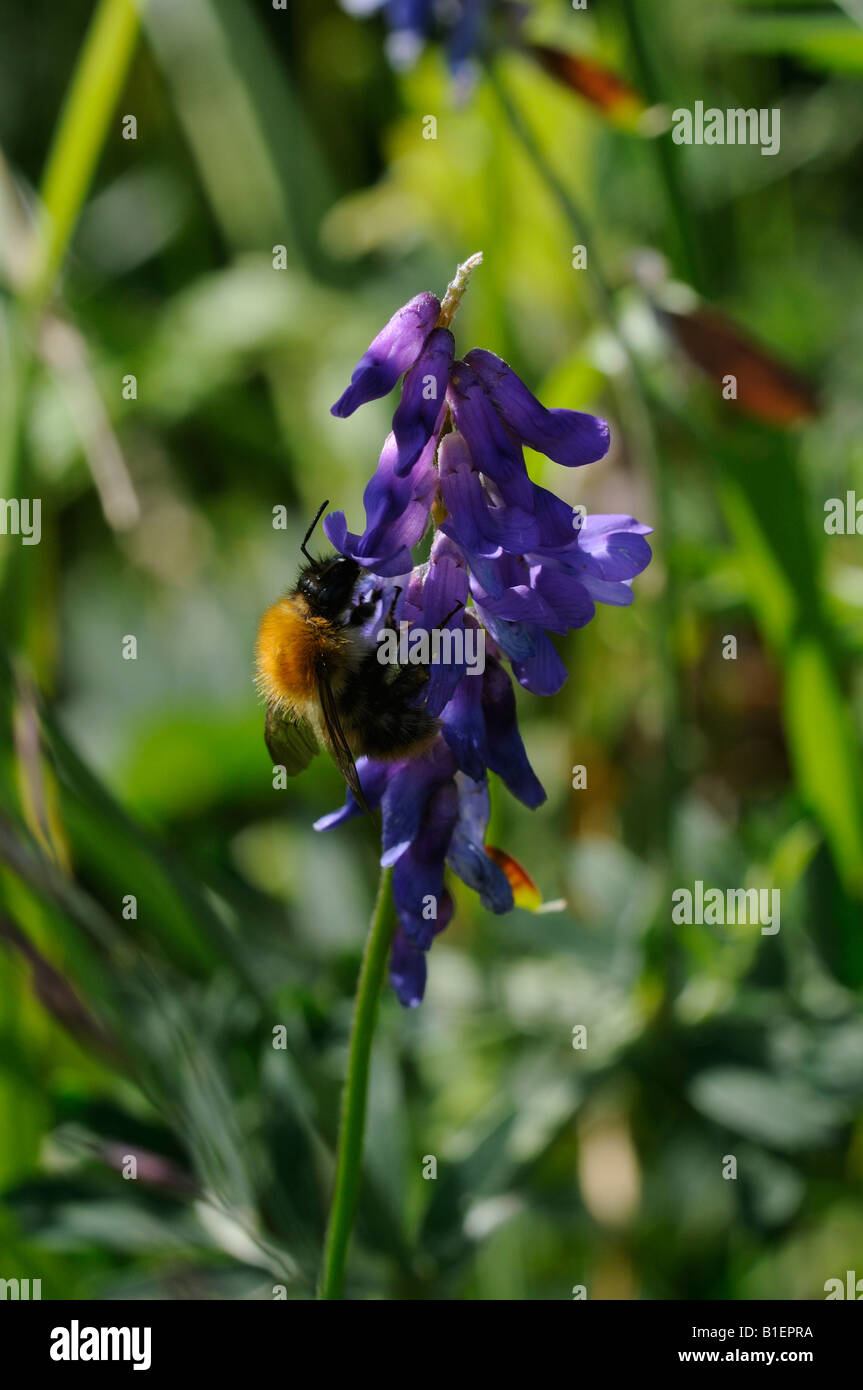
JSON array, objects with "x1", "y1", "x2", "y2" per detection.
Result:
[
  {"x1": 688, "y1": 1067, "x2": 847, "y2": 1150},
  {"x1": 712, "y1": 14, "x2": 863, "y2": 76}
]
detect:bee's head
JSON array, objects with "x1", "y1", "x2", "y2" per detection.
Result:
[{"x1": 297, "y1": 555, "x2": 360, "y2": 619}]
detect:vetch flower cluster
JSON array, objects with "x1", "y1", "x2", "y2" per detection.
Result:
[{"x1": 318, "y1": 255, "x2": 652, "y2": 1006}]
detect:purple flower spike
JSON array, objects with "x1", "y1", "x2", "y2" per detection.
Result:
[
  {"x1": 464, "y1": 348, "x2": 611, "y2": 466},
  {"x1": 313, "y1": 254, "x2": 653, "y2": 1004},
  {"x1": 392, "y1": 327, "x2": 454, "y2": 476},
  {"x1": 331, "y1": 292, "x2": 440, "y2": 418}
]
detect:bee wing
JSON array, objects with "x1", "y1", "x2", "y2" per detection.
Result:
[
  {"x1": 265, "y1": 701, "x2": 320, "y2": 773},
  {"x1": 317, "y1": 662, "x2": 371, "y2": 814}
]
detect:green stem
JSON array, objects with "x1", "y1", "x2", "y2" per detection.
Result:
[
  {"x1": 318, "y1": 866, "x2": 396, "y2": 1300},
  {"x1": 618, "y1": 0, "x2": 706, "y2": 294}
]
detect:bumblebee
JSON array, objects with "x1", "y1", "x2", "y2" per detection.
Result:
[{"x1": 255, "y1": 501, "x2": 439, "y2": 809}]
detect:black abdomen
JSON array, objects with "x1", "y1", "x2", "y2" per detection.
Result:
[{"x1": 341, "y1": 651, "x2": 438, "y2": 760}]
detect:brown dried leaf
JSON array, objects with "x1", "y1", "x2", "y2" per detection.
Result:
[
  {"x1": 529, "y1": 44, "x2": 647, "y2": 128},
  {"x1": 662, "y1": 306, "x2": 819, "y2": 426}
]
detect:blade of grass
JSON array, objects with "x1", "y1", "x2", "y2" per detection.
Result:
[
  {"x1": 2, "y1": 0, "x2": 141, "y2": 633},
  {"x1": 22, "y1": 0, "x2": 141, "y2": 311},
  {"x1": 143, "y1": 0, "x2": 335, "y2": 269}
]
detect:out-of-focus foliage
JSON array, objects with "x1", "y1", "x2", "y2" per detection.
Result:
[{"x1": 0, "y1": 0, "x2": 861, "y2": 1299}]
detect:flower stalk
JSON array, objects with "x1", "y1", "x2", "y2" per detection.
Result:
[{"x1": 318, "y1": 866, "x2": 397, "y2": 1300}]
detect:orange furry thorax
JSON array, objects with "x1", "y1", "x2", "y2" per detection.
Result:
[{"x1": 255, "y1": 596, "x2": 342, "y2": 709}]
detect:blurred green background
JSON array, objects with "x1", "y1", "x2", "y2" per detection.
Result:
[{"x1": 0, "y1": 0, "x2": 862, "y2": 1300}]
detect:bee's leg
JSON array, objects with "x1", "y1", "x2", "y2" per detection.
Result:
[
  {"x1": 348, "y1": 599, "x2": 377, "y2": 626},
  {"x1": 384, "y1": 585, "x2": 402, "y2": 627},
  {"x1": 380, "y1": 586, "x2": 459, "y2": 633},
  {"x1": 350, "y1": 584, "x2": 402, "y2": 630},
  {"x1": 348, "y1": 583, "x2": 385, "y2": 627}
]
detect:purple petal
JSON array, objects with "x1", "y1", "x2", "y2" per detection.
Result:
[
  {"x1": 473, "y1": 577, "x2": 557, "y2": 631},
  {"x1": 392, "y1": 781, "x2": 459, "y2": 948},
  {"x1": 313, "y1": 758, "x2": 393, "y2": 831},
  {"x1": 389, "y1": 888, "x2": 454, "y2": 1006},
  {"x1": 510, "y1": 628, "x2": 568, "y2": 696},
  {"x1": 471, "y1": 601, "x2": 537, "y2": 663},
  {"x1": 383, "y1": 0, "x2": 435, "y2": 70},
  {"x1": 447, "y1": 361, "x2": 535, "y2": 510},
  {"x1": 482, "y1": 659, "x2": 546, "y2": 808},
  {"x1": 416, "y1": 532, "x2": 471, "y2": 716},
  {"x1": 532, "y1": 483, "x2": 587, "y2": 549},
  {"x1": 575, "y1": 515, "x2": 653, "y2": 580},
  {"x1": 532, "y1": 567, "x2": 596, "y2": 631},
  {"x1": 445, "y1": 0, "x2": 484, "y2": 80},
  {"x1": 464, "y1": 348, "x2": 610, "y2": 466},
  {"x1": 438, "y1": 431, "x2": 540, "y2": 556},
  {"x1": 446, "y1": 775, "x2": 514, "y2": 914},
  {"x1": 419, "y1": 529, "x2": 469, "y2": 629},
  {"x1": 392, "y1": 327, "x2": 453, "y2": 476},
  {"x1": 323, "y1": 429, "x2": 437, "y2": 576},
  {"x1": 470, "y1": 556, "x2": 585, "y2": 634},
  {"x1": 441, "y1": 673, "x2": 487, "y2": 782},
  {"x1": 577, "y1": 513, "x2": 653, "y2": 539},
  {"x1": 331, "y1": 292, "x2": 440, "y2": 417},
  {"x1": 581, "y1": 574, "x2": 635, "y2": 606},
  {"x1": 380, "y1": 738, "x2": 457, "y2": 866},
  {"x1": 389, "y1": 927, "x2": 427, "y2": 1007}
]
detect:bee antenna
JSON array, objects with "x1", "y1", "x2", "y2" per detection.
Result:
[{"x1": 300, "y1": 499, "x2": 329, "y2": 562}]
